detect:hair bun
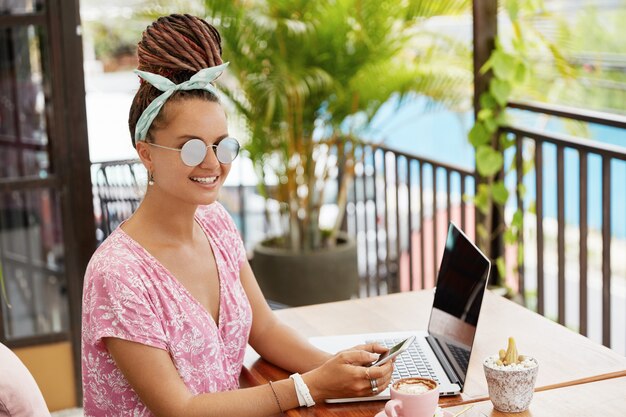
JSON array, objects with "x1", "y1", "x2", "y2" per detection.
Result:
[{"x1": 137, "y1": 14, "x2": 222, "y2": 79}]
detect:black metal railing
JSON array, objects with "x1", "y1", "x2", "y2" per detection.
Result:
[
  {"x1": 504, "y1": 100, "x2": 626, "y2": 352},
  {"x1": 91, "y1": 144, "x2": 477, "y2": 298},
  {"x1": 342, "y1": 143, "x2": 476, "y2": 297},
  {"x1": 90, "y1": 160, "x2": 266, "y2": 248},
  {"x1": 91, "y1": 103, "x2": 626, "y2": 354},
  {"x1": 91, "y1": 159, "x2": 146, "y2": 240}
]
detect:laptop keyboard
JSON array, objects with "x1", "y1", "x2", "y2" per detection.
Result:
[
  {"x1": 372, "y1": 338, "x2": 440, "y2": 383},
  {"x1": 446, "y1": 342, "x2": 470, "y2": 370}
]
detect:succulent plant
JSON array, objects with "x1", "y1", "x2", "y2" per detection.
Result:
[{"x1": 496, "y1": 337, "x2": 524, "y2": 366}]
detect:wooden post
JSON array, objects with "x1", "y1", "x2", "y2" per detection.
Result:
[
  {"x1": 473, "y1": 0, "x2": 503, "y2": 286},
  {"x1": 473, "y1": 0, "x2": 498, "y2": 118},
  {"x1": 49, "y1": 0, "x2": 97, "y2": 404}
]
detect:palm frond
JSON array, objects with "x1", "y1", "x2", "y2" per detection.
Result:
[
  {"x1": 405, "y1": 0, "x2": 470, "y2": 20},
  {"x1": 203, "y1": 0, "x2": 472, "y2": 249}
]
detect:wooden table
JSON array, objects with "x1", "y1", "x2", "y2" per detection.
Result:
[
  {"x1": 445, "y1": 376, "x2": 626, "y2": 417},
  {"x1": 242, "y1": 290, "x2": 626, "y2": 416}
]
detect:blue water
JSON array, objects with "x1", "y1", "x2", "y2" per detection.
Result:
[{"x1": 364, "y1": 95, "x2": 626, "y2": 238}]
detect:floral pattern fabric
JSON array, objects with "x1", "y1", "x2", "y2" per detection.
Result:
[{"x1": 82, "y1": 203, "x2": 252, "y2": 417}]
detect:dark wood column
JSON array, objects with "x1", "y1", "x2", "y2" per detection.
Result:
[
  {"x1": 473, "y1": 0, "x2": 502, "y2": 285},
  {"x1": 48, "y1": 0, "x2": 97, "y2": 403},
  {"x1": 473, "y1": 0, "x2": 498, "y2": 118}
]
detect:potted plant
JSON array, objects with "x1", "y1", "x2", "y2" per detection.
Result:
[{"x1": 205, "y1": 0, "x2": 471, "y2": 305}]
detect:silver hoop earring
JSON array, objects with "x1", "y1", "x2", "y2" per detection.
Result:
[{"x1": 148, "y1": 171, "x2": 155, "y2": 186}]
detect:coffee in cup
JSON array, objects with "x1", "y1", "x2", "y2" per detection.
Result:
[
  {"x1": 381, "y1": 377, "x2": 439, "y2": 417},
  {"x1": 394, "y1": 378, "x2": 438, "y2": 395}
]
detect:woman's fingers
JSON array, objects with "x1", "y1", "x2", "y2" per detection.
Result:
[
  {"x1": 337, "y1": 349, "x2": 379, "y2": 366},
  {"x1": 358, "y1": 360, "x2": 394, "y2": 397},
  {"x1": 367, "y1": 361, "x2": 393, "y2": 379},
  {"x1": 308, "y1": 349, "x2": 396, "y2": 400},
  {"x1": 350, "y1": 343, "x2": 389, "y2": 354}
]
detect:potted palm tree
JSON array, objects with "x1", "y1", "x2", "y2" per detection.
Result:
[{"x1": 205, "y1": 0, "x2": 471, "y2": 305}]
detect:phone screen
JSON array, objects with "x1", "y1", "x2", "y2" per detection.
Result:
[{"x1": 370, "y1": 336, "x2": 415, "y2": 367}]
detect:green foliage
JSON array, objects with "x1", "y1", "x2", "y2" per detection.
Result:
[
  {"x1": 495, "y1": 257, "x2": 507, "y2": 282},
  {"x1": 509, "y1": 4, "x2": 625, "y2": 115},
  {"x1": 84, "y1": 0, "x2": 205, "y2": 63},
  {"x1": 475, "y1": 146, "x2": 503, "y2": 177},
  {"x1": 86, "y1": 20, "x2": 146, "y2": 61},
  {"x1": 474, "y1": 184, "x2": 491, "y2": 216},
  {"x1": 469, "y1": 122, "x2": 490, "y2": 147},
  {"x1": 492, "y1": 181, "x2": 509, "y2": 205},
  {"x1": 206, "y1": 0, "x2": 471, "y2": 251},
  {"x1": 489, "y1": 78, "x2": 512, "y2": 107}
]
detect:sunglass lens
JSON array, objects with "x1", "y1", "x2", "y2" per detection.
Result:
[
  {"x1": 180, "y1": 139, "x2": 207, "y2": 166},
  {"x1": 216, "y1": 137, "x2": 240, "y2": 164}
]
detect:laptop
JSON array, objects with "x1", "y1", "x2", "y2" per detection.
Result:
[{"x1": 310, "y1": 222, "x2": 491, "y2": 402}]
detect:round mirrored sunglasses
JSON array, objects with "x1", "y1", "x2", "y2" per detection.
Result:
[{"x1": 147, "y1": 137, "x2": 240, "y2": 166}]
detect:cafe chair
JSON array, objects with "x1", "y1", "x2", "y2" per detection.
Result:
[{"x1": 0, "y1": 343, "x2": 51, "y2": 417}]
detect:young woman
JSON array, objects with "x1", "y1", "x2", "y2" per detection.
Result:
[{"x1": 81, "y1": 14, "x2": 393, "y2": 417}]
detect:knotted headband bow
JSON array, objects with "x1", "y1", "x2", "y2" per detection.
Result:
[{"x1": 133, "y1": 62, "x2": 229, "y2": 142}]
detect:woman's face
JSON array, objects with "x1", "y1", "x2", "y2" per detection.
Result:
[{"x1": 138, "y1": 99, "x2": 232, "y2": 207}]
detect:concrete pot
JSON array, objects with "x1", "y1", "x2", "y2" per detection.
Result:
[
  {"x1": 483, "y1": 356, "x2": 539, "y2": 412},
  {"x1": 251, "y1": 234, "x2": 359, "y2": 306}
]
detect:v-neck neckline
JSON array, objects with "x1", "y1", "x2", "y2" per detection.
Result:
[{"x1": 117, "y1": 213, "x2": 223, "y2": 330}]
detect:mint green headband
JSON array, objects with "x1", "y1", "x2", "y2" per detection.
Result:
[{"x1": 133, "y1": 62, "x2": 229, "y2": 142}]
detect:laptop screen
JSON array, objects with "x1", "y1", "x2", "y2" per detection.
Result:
[{"x1": 427, "y1": 223, "x2": 490, "y2": 383}]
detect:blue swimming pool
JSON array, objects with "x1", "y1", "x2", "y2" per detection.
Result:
[{"x1": 365, "y1": 95, "x2": 626, "y2": 238}]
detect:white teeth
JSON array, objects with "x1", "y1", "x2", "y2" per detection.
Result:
[{"x1": 190, "y1": 176, "x2": 217, "y2": 184}]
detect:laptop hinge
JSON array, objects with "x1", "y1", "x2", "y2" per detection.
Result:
[{"x1": 426, "y1": 336, "x2": 462, "y2": 389}]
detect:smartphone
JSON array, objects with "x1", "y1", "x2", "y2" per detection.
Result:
[{"x1": 369, "y1": 335, "x2": 416, "y2": 367}]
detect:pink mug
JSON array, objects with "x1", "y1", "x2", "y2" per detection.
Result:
[{"x1": 381, "y1": 377, "x2": 439, "y2": 417}]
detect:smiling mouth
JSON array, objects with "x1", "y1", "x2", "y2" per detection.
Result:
[{"x1": 190, "y1": 176, "x2": 218, "y2": 184}]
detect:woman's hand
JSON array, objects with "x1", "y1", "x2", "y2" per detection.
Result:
[{"x1": 302, "y1": 343, "x2": 394, "y2": 401}]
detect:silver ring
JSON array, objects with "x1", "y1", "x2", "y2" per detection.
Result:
[{"x1": 370, "y1": 378, "x2": 378, "y2": 394}]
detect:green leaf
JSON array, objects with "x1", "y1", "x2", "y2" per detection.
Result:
[
  {"x1": 505, "y1": 0, "x2": 520, "y2": 21},
  {"x1": 485, "y1": 117, "x2": 499, "y2": 133},
  {"x1": 523, "y1": 158, "x2": 534, "y2": 176},
  {"x1": 500, "y1": 133, "x2": 515, "y2": 150},
  {"x1": 504, "y1": 228, "x2": 517, "y2": 245},
  {"x1": 478, "y1": 108, "x2": 493, "y2": 121},
  {"x1": 492, "y1": 50, "x2": 517, "y2": 81},
  {"x1": 492, "y1": 181, "x2": 509, "y2": 205},
  {"x1": 496, "y1": 256, "x2": 507, "y2": 281},
  {"x1": 524, "y1": 0, "x2": 544, "y2": 13},
  {"x1": 490, "y1": 79, "x2": 512, "y2": 107},
  {"x1": 480, "y1": 92, "x2": 497, "y2": 110},
  {"x1": 476, "y1": 146, "x2": 504, "y2": 177},
  {"x1": 495, "y1": 111, "x2": 509, "y2": 126},
  {"x1": 469, "y1": 122, "x2": 491, "y2": 147},
  {"x1": 477, "y1": 223, "x2": 489, "y2": 241},
  {"x1": 514, "y1": 62, "x2": 528, "y2": 83},
  {"x1": 475, "y1": 184, "x2": 491, "y2": 215},
  {"x1": 517, "y1": 183, "x2": 527, "y2": 198},
  {"x1": 528, "y1": 201, "x2": 536, "y2": 215},
  {"x1": 480, "y1": 55, "x2": 494, "y2": 74},
  {"x1": 518, "y1": 244, "x2": 525, "y2": 266},
  {"x1": 512, "y1": 209, "x2": 524, "y2": 229}
]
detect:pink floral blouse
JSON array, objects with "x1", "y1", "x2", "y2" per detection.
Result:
[{"x1": 82, "y1": 203, "x2": 252, "y2": 417}]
